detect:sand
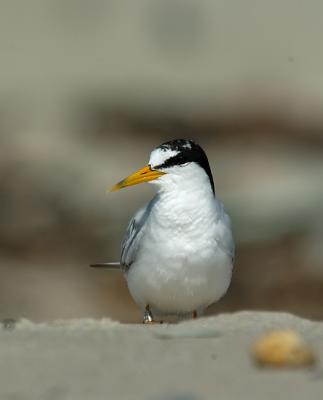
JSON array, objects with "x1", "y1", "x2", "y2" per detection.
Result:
[{"x1": 1, "y1": 311, "x2": 322, "y2": 400}]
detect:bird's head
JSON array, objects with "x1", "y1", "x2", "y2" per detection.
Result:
[{"x1": 109, "y1": 139, "x2": 215, "y2": 194}]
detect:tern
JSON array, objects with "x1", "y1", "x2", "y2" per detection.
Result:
[{"x1": 91, "y1": 139, "x2": 234, "y2": 323}]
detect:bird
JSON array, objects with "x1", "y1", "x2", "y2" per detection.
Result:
[{"x1": 91, "y1": 139, "x2": 234, "y2": 324}]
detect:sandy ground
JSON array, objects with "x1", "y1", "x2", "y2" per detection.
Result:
[{"x1": 1, "y1": 311, "x2": 322, "y2": 400}]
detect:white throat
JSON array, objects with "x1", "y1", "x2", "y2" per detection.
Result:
[
  {"x1": 151, "y1": 163, "x2": 214, "y2": 196},
  {"x1": 149, "y1": 163, "x2": 217, "y2": 228}
]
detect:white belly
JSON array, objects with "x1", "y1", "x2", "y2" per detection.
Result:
[
  {"x1": 123, "y1": 171, "x2": 234, "y2": 318},
  {"x1": 126, "y1": 235, "x2": 233, "y2": 317}
]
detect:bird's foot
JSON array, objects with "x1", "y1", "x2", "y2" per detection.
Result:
[
  {"x1": 143, "y1": 305, "x2": 163, "y2": 324},
  {"x1": 143, "y1": 319, "x2": 163, "y2": 325}
]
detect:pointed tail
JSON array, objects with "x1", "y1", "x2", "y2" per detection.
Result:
[{"x1": 90, "y1": 262, "x2": 120, "y2": 270}]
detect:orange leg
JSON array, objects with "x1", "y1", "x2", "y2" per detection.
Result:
[
  {"x1": 143, "y1": 305, "x2": 163, "y2": 324},
  {"x1": 192, "y1": 310, "x2": 198, "y2": 319}
]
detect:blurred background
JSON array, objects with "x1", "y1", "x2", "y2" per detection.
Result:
[{"x1": 1, "y1": 0, "x2": 323, "y2": 323}]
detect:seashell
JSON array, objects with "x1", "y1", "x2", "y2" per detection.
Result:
[{"x1": 252, "y1": 330, "x2": 316, "y2": 367}]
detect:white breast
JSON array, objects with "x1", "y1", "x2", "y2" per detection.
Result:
[{"x1": 126, "y1": 163, "x2": 234, "y2": 317}]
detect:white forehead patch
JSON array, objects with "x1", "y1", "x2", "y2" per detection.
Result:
[{"x1": 149, "y1": 147, "x2": 180, "y2": 168}]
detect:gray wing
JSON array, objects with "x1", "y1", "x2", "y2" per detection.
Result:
[
  {"x1": 215, "y1": 201, "x2": 235, "y2": 262},
  {"x1": 120, "y1": 196, "x2": 157, "y2": 272}
]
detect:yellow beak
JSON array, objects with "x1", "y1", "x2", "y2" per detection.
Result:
[{"x1": 109, "y1": 165, "x2": 165, "y2": 192}]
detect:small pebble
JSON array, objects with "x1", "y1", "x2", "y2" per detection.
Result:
[
  {"x1": 252, "y1": 330, "x2": 316, "y2": 367},
  {"x1": 2, "y1": 318, "x2": 17, "y2": 331}
]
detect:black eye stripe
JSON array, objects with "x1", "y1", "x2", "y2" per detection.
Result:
[{"x1": 154, "y1": 153, "x2": 186, "y2": 170}]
